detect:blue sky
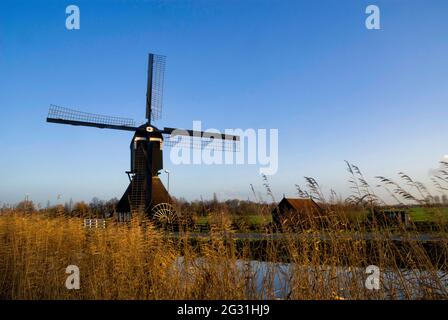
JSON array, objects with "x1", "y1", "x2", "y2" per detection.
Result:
[{"x1": 0, "y1": 0, "x2": 447, "y2": 206}]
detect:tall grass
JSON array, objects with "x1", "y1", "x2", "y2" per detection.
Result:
[
  {"x1": 0, "y1": 211, "x2": 446, "y2": 300},
  {"x1": 1, "y1": 163, "x2": 447, "y2": 300}
]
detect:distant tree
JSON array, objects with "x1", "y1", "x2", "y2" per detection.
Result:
[
  {"x1": 55, "y1": 204, "x2": 66, "y2": 216},
  {"x1": 46, "y1": 204, "x2": 66, "y2": 217},
  {"x1": 73, "y1": 201, "x2": 90, "y2": 217},
  {"x1": 434, "y1": 195, "x2": 441, "y2": 204},
  {"x1": 16, "y1": 200, "x2": 35, "y2": 213},
  {"x1": 89, "y1": 197, "x2": 104, "y2": 217},
  {"x1": 442, "y1": 195, "x2": 448, "y2": 205},
  {"x1": 175, "y1": 197, "x2": 189, "y2": 206},
  {"x1": 64, "y1": 198, "x2": 74, "y2": 213},
  {"x1": 88, "y1": 197, "x2": 118, "y2": 218},
  {"x1": 104, "y1": 198, "x2": 118, "y2": 217}
]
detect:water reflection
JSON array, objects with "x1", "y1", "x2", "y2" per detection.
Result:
[{"x1": 175, "y1": 257, "x2": 448, "y2": 299}]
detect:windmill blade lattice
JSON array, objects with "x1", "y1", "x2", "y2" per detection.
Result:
[
  {"x1": 150, "y1": 54, "x2": 166, "y2": 121},
  {"x1": 47, "y1": 105, "x2": 137, "y2": 131}
]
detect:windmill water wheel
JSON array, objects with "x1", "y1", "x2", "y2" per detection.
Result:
[{"x1": 151, "y1": 203, "x2": 177, "y2": 225}]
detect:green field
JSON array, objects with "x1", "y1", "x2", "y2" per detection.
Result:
[
  {"x1": 193, "y1": 207, "x2": 448, "y2": 232},
  {"x1": 409, "y1": 207, "x2": 448, "y2": 223}
]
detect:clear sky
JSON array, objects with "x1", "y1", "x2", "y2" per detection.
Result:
[{"x1": 0, "y1": 0, "x2": 447, "y2": 206}]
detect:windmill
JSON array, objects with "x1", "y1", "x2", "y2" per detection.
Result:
[{"x1": 47, "y1": 53, "x2": 240, "y2": 222}]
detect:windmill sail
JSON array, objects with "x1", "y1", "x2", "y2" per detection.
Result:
[
  {"x1": 47, "y1": 105, "x2": 138, "y2": 131},
  {"x1": 146, "y1": 54, "x2": 166, "y2": 122}
]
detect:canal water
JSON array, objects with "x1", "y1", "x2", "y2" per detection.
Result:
[{"x1": 174, "y1": 257, "x2": 448, "y2": 299}]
